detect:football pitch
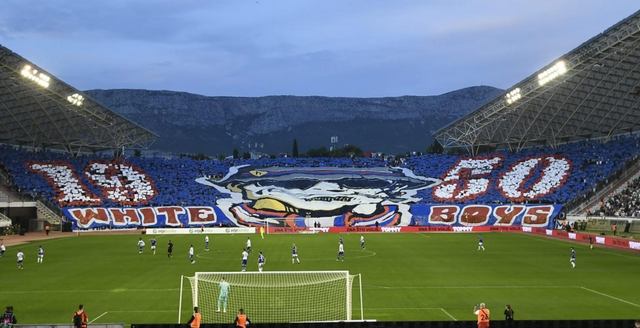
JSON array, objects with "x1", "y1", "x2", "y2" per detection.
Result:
[{"x1": 1, "y1": 232, "x2": 639, "y2": 324}]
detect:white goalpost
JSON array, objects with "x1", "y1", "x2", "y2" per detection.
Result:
[{"x1": 178, "y1": 271, "x2": 363, "y2": 323}]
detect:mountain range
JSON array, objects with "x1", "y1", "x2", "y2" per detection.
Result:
[{"x1": 86, "y1": 86, "x2": 503, "y2": 155}]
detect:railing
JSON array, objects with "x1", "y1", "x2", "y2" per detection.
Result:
[
  {"x1": 0, "y1": 210, "x2": 11, "y2": 227},
  {"x1": 36, "y1": 200, "x2": 63, "y2": 226}
]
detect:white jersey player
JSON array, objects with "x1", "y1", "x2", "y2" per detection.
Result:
[
  {"x1": 189, "y1": 245, "x2": 195, "y2": 264},
  {"x1": 246, "y1": 237, "x2": 252, "y2": 253},
  {"x1": 291, "y1": 243, "x2": 300, "y2": 264},
  {"x1": 570, "y1": 247, "x2": 576, "y2": 268},
  {"x1": 205, "y1": 235, "x2": 210, "y2": 251},
  {"x1": 360, "y1": 235, "x2": 365, "y2": 249},
  {"x1": 257, "y1": 251, "x2": 266, "y2": 272},
  {"x1": 337, "y1": 240, "x2": 345, "y2": 261},
  {"x1": 16, "y1": 250, "x2": 24, "y2": 269},
  {"x1": 477, "y1": 236, "x2": 485, "y2": 251},
  {"x1": 137, "y1": 238, "x2": 145, "y2": 254},
  {"x1": 0, "y1": 242, "x2": 6, "y2": 257},
  {"x1": 241, "y1": 249, "x2": 249, "y2": 272},
  {"x1": 37, "y1": 245, "x2": 44, "y2": 263}
]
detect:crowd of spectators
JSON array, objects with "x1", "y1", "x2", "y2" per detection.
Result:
[
  {"x1": 598, "y1": 175, "x2": 640, "y2": 217},
  {"x1": 0, "y1": 134, "x2": 638, "y2": 210}
]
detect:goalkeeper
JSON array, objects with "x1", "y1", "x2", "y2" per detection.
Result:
[{"x1": 217, "y1": 277, "x2": 230, "y2": 313}]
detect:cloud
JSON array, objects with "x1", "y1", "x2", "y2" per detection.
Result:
[{"x1": 1, "y1": 0, "x2": 638, "y2": 96}]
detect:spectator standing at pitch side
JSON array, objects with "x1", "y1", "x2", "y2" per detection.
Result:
[
  {"x1": 473, "y1": 303, "x2": 490, "y2": 328},
  {"x1": 504, "y1": 304, "x2": 514, "y2": 327},
  {"x1": 235, "y1": 308, "x2": 250, "y2": 328},
  {"x1": 72, "y1": 305, "x2": 88, "y2": 328},
  {"x1": 2, "y1": 306, "x2": 17, "y2": 327},
  {"x1": 187, "y1": 307, "x2": 201, "y2": 328}
]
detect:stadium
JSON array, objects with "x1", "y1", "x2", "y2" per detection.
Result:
[{"x1": 1, "y1": 4, "x2": 640, "y2": 328}]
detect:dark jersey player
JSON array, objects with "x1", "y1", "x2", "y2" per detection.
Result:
[{"x1": 168, "y1": 240, "x2": 174, "y2": 258}]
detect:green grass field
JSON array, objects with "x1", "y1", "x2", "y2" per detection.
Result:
[{"x1": 1, "y1": 232, "x2": 639, "y2": 324}]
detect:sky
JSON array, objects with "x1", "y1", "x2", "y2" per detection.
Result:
[{"x1": 0, "y1": 1, "x2": 638, "y2": 97}]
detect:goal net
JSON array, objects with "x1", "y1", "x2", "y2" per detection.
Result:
[{"x1": 180, "y1": 271, "x2": 362, "y2": 323}]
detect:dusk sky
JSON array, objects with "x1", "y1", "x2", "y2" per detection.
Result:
[{"x1": 1, "y1": 1, "x2": 638, "y2": 97}]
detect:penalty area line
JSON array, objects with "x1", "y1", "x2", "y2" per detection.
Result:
[
  {"x1": 88, "y1": 312, "x2": 108, "y2": 324},
  {"x1": 580, "y1": 287, "x2": 640, "y2": 308},
  {"x1": 367, "y1": 307, "x2": 457, "y2": 320},
  {"x1": 366, "y1": 285, "x2": 577, "y2": 289},
  {"x1": 440, "y1": 308, "x2": 457, "y2": 321},
  {"x1": 108, "y1": 310, "x2": 175, "y2": 313}
]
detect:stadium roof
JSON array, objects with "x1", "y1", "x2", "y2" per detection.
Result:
[
  {"x1": 434, "y1": 10, "x2": 640, "y2": 154},
  {"x1": 0, "y1": 45, "x2": 157, "y2": 153}
]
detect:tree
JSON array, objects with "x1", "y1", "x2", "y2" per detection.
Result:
[
  {"x1": 233, "y1": 148, "x2": 240, "y2": 159},
  {"x1": 292, "y1": 139, "x2": 299, "y2": 158},
  {"x1": 133, "y1": 149, "x2": 142, "y2": 157},
  {"x1": 242, "y1": 152, "x2": 251, "y2": 160},
  {"x1": 306, "y1": 147, "x2": 330, "y2": 157},
  {"x1": 426, "y1": 140, "x2": 444, "y2": 154},
  {"x1": 336, "y1": 144, "x2": 363, "y2": 158},
  {"x1": 192, "y1": 153, "x2": 210, "y2": 160}
]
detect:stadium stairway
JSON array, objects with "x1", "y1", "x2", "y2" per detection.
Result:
[
  {"x1": 0, "y1": 168, "x2": 62, "y2": 229},
  {"x1": 0, "y1": 210, "x2": 11, "y2": 228},
  {"x1": 35, "y1": 200, "x2": 63, "y2": 227},
  {"x1": 569, "y1": 156, "x2": 640, "y2": 215}
]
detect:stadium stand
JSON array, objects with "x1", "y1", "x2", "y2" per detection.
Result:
[
  {"x1": 1, "y1": 134, "x2": 639, "y2": 212},
  {"x1": 599, "y1": 175, "x2": 640, "y2": 217}
]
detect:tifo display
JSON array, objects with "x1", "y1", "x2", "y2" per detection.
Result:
[{"x1": 1, "y1": 135, "x2": 638, "y2": 230}]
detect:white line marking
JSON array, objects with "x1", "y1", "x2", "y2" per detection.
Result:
[
  {"x1": 367, "y1": 307, "x2": 457, "y2": 320},
  {"x1": 367, "y1": 285, "x2": 577, "y2": 289},
  {"x1": 440, "y1": 308, "x2": 457, "y2": 321},
  {"x1": 0, "y1": 288, "x2": 178, "y2": 294},
  {"x1": 580, "y1": 287, "x2": 640, "y2": 308},
  {"x1": 368, "y1": 307, "x2": 444, "y2": 310},
  {"x1": 108, "y1": 310, "x2": 175, "y2": 313},
  {"x1": 88, "y1": 312, "x2": 108, "y2": 324},
  {"x1": 516, "y1": 234, "x2": 640, "y2": 259}
]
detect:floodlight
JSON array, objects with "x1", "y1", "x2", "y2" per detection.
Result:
[
  {"x1": 67, "y1": 93, "x2": 84, "y2": 107},
  {"x1": 505, "y1": 88, "x2": 522, "y2": 105},
  {"x1": 20, "y1": 64, "x2": 51, "y2": 88},
  {"x1": 537, "y1": 61, "x2": 567, "y2": 86}
]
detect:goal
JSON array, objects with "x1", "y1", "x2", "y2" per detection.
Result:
[{"x1": 179, "y1": 271, "x2": 363, "y2": 323}]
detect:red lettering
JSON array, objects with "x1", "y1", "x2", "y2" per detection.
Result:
[
  {"x1": 522, "y1": 205, "x2": 554, "y2": 227},
  {"x1": 68, "y1": 208, "x2": 109, "y2": 228},
  {"x1": 138, "y1": 207, "x2": 158, "y2": 226},
  {"x1": 108, "y1": 208, "x2": 141, "y2": 225},
  {"x1": 187, "y1": 207, "x2": 216, "y2": 225},
  {"x1": 493, "y1": 205, "x2": 526, "y2": 226},
  {"x1": 156, "y1": 206, "x2": 186, "y2": 226},
  {"x1": 428, "y1": 206, "x2": 459, "y2": 225},
  {"x1": 459, "y1": 205, "x2": 491, "y2": 226}
]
